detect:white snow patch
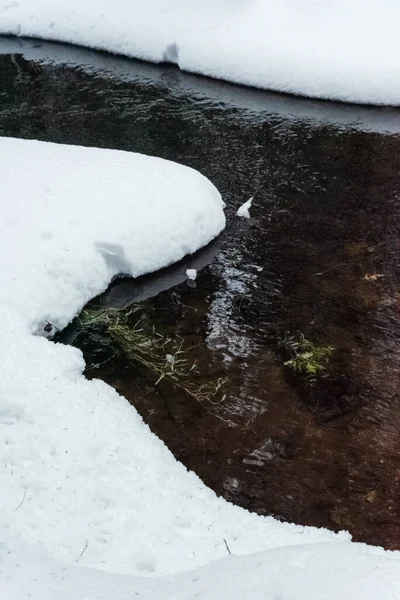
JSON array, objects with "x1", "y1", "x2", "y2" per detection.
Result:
[
  {"x1": 186, "y1": 268, "x2": 197, "y2": 280},
  {"x1": 0, "y1": 0, "x2": 400, "y2": 105},
  {"x1": 237, "y1": 197, "x2": 253, "y2": 219},
  {"x1": 0, "y1": 136, "x2": 399, "y2": 598}
]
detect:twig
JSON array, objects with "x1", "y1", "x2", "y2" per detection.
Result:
[
  {"x1": 313, "y1": 262, "x2": 355, "y2": 277},
  {"x1": 275, "y1": 201, "x2": 301, "y2": 213},
  {"x1": 45, "y1": 320, "x2": 59, "y2": 332},
  {"x1": 14, "y1": 490, "x2": 26, "y2": 511},
  {"x1": 79, "y1": 539, "x2": 88, "y2": 558},
  {"x1": 223, "y1": 538, "x2": 232, "y2": 555},
  {"x1": 87, "y1": 350, "x2": 119, "y2": 371},
  {"x1": 252, "y1": 184, "x2": 262, "y2": 199}
]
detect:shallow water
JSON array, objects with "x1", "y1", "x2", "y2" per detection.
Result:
[{"x1": 2, "y1": 37, "x2": 400, "y2": 549}]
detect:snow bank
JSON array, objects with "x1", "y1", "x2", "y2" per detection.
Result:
[
  {"x1": 1, "y1": 0, "x2": 400, "y2": 105},
  {"x1": 0, "y1": 136, "x2": 399, "y2": 598},
  {"x1": 0, "y1": 137, "x2": 225, "y2": 331}
]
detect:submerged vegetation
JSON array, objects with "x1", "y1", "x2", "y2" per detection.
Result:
[
  {"x1": 282, "y1": 333, "x2": 335, "y2": 380},
  {"x1": 78, "y1": 307, "x2": 227, "y2": 407}
]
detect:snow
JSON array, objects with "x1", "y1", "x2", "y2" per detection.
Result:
[
  {"x1": 185, "y1": 268, "x2": 197, "y2": 280},
  {"x1": 0, "y1": 135, "x2": 400, "y2": 599},
  {"x1": 0, "y1": 137, "x2": 225, "y2": 332},
  {"x1": 2, "y1": 537, "x2": 400, "y2": 600},
  {"x1": 237, "y1": 197, "x2": 253, "y2": 219},
  {"x1": 1, "y1": 0, "x2": 400, "y2": 105}
]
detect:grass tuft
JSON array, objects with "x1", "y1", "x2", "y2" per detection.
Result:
[
  {"x1": 281, "y1": 332, "x2": 335, "y2": 380},
  {"x1": 79, "y1": 308, "x2": 227, "y2": 407}
]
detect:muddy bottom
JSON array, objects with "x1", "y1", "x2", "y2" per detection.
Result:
[{"x1": 2, "y1": 37, "x2": 400, "y2": 550}]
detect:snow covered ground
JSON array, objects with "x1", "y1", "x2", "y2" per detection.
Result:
[
  {"x1": 0, "y1": 136, "x2": 400, "y2": 599},
  {"x1": 1, "y1": 0, "x2": 400, "y2": 105},
  {"x1": 3, "y1": 537, "x2": 400, "y2": 600}
]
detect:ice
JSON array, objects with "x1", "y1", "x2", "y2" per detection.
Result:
[
  {"x1": 0, "y1": 0, "x2": 400, "y2": 104},
  {"x1": 0, "y1": 136, "x2": 399, "y2": 598}
]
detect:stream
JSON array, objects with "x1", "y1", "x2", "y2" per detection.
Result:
[{"x1": 2, "y1": 36, "x2": 400, "y2": 549}]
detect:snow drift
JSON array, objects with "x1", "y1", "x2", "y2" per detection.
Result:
[
  {"x1": 0, "y1": 0, "x2": 399, "y2": 104},
  {"x1": 0, "y1": 137, "x2": 225, "y2": 331},
  {"x1": 0, "y1": 136, "x2": 400, "y2": 599}
]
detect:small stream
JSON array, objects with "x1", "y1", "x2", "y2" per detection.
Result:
[{"x1": 2, "y1": 37, "x2": 400, "y2": 549}]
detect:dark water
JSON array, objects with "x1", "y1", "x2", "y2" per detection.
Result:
[{"x1": 2, "y1": 37, "x2": 400, "y2": 549}]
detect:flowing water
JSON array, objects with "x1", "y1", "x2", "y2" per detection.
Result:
[{"x1": 2, "y1": 36, "x2": 400, "y2": 549}]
